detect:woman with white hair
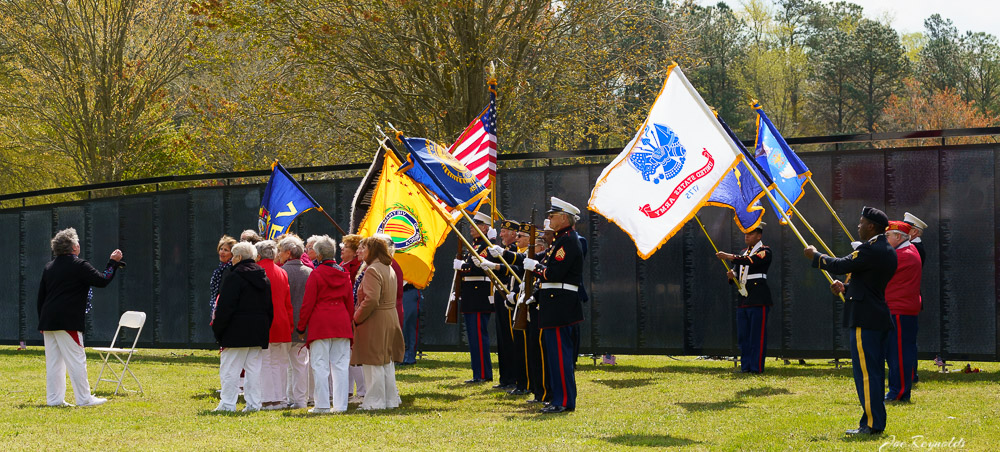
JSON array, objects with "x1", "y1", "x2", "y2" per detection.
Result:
[
  {"x1": 212, "y1": 241, "x2": 272, "y2": 412},
  {"x1": 255, "y1": 240, "x2": 294, "y2": 410},
  {"x1": 38, "y1": 228, "x2": 124, "y2": 407},
  {"x1": 296, "y1": 236, "x2": 354, "y2": 413},
  {"x1": 276, "y1": 235, "x2": 312, "y2": 409}
]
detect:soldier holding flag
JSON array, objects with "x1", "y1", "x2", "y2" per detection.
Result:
[
  {"x1": 522, "y1": 197, "x2": 585, "y2": 414},
  {"x1": 716, "y1": 223, "x2": 772, "y2": 374},
  {"x1": 452, "y1": 211, "x2": 498, "y2": 383}
]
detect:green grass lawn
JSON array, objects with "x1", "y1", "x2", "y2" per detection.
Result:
[{"x1": 0, "y1": 346, "x2": 996, "y2": 451}]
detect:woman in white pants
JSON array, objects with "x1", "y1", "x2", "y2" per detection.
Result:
[
  {"x1": 276, "y1": 235, "x2": 313, "y2": 408},
  {"x1": 352, "y1": 237, "x2": 404, "y2": 410},
  {"x1": 212, "y1": 242, "x2": 273, "y2": 412},
  {"x1": 296, "y1": 236, "x2": 355, "y2": 413},
  {"x1": 255, "y1": 240, "x2": 294, "y2": 409},
  {"x1": 37, "y1": 228, "x2": 124, "y2": 407}
]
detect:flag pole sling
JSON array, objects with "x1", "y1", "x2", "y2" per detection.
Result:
[
  {"x1": 806, "y1": 177, "x2": 855, "y2": 242},
  {"x1": 376, "y1": 140, "x2": 511, "y2": 295},
  {"x1": 740, "y1": 159, "x2": 845, "y2": 302},
  {"x1": 693, "y1": 214, "x2": 746, "y2": 294}
]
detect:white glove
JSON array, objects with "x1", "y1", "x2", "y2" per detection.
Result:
[
  {"x1": 478, "y1": 260, "x2": 499, "y2": 271},
  {"x1": 507, "y1": 292, "x2": 516, "y2": 304},
  {"x1": 487, "y1": 227, "x2": 497, "y2": 240},
  {"x1": 453, "y1": 259, "x2": 465, "y2": 270},
  {"x1": 523, "y1": 257, "x2": 538, "y2": 271},
  {"x1": 449, "y1": 292, "x2": 456, "y2": 303},
  {"x1": 516, "y1": 292, "x2": 526, "y2": 305},
  {"x1": 738, "y1": 286, "x2": 748, "y2": 297},
  {"x1": 850, "y1": 241, "x2": 862, "y2": 250},
  {"x1": 525, "y1": 296, "x2": 536, "y2": 305},
  {"x1": 488, "y1": 245, "x2": 504, "y2": 258}
]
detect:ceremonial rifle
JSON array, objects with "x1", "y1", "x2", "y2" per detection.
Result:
[
  {"x1": 445, "y1": 240, "x2": 462, "y2": 324},
  {"x1": 512, "y1": 207, "x2": 536, "y2": 330}
]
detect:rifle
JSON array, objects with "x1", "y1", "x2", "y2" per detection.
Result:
[
  {"x1": 445, "y1": 240, "x2": 462, "y2": 324},
  {"x1": 513, "y1": 208, "x2": 536, "y2": 330}
]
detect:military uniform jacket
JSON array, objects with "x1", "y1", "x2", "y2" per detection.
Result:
[
  {"x1": 535, "y1": 227, "x2": 585, "y2": 329},
  {"x1": 458, "y1": 237, "x2": 496, "y2": 313},
  {"x1": 731, "y1": 243, "x2": 773, "y2": 307},
  {"x1": 812, "y1": 234, "x2": 896, "y2": 331}
]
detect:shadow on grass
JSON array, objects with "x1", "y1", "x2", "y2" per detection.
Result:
[
  {"x1": 590, "y1": 362, "x2": 858, "y2": 379},
  {"x1": 189, "y1": 389, "x2": 221, "y2": 401},
  {"x1": 593, "y1": 377, "x2": 654, "y2": 389},
  {"x1": 603, "y1": 433, "x2": 700, "y2": 448},
  {"x1": 676, "y1": 385, "x2": 791, "y2": 412},
  {"x1": 198, "y1": 408, "x2": 254, "y2": 417},
  {"x1": 403, "y1": 392, "x2": 464, "y2": 403},
  {"x1": 395, "y1": 373, "x2": 448, "y2": 383}
]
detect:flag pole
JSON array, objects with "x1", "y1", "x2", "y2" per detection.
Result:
[
  {"x1": 316, "y1": 207, "x2": 347, "y2": 235},
  {"x1": 376, "y1": 138, "x2": 511, "y2": 295},
  {"x1": 806, "y1": 177, "x2": 855, "y2": 242},
  {"x1": 739, "y1": 158, "x2": 845, "y2": 302},
  {"x1": 693, "y1": 214, "x2": 747, "y2": 296},
  {"x1": 768, "y1": 177, "x2": 837, "y2": 257},
  {"x1": 458, "y1": 208, "x2": 524, "y2": 286}
]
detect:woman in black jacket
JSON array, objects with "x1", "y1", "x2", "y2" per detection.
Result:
[
  {"x1": 37, "y1": 228, "x2": 124, "y2": 407},
  {"x1": 212, "y1": 241, "x2": 273, "y2": 412}
]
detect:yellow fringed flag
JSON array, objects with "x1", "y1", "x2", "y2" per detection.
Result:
[{"x1": 357, "y1": 149, "x2": 454, "y2": 289}]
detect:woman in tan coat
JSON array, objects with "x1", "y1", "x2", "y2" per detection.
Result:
[{"x1": 352, "y1": 237, "x2": 404, "y2": 410}]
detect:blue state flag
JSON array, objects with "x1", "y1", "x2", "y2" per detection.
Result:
[
  {"x1": 259, "y1": 162, "x2": 322, "y2": 240},
  {"x1": 397, "y1": 136, "x2": 491, "y2": 213},
  {"x1": 753, "y1": 103, "x2": 810, "y2": 221},
  {"x1": 707, "y1": 115, "x2": 768, "y2": 232}
]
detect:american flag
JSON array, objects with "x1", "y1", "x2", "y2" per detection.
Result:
[{"x1": 447, "y1": 87, "x2": 497, "y2": 188}]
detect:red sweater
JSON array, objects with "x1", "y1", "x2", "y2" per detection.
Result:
[
  {"x1": 885, "y1": 243, "x2": 922, "y2": 315},
  {"x1": 259, "y1": 259, "x2": 294, "y2": 343},
  {"x1": 297, "y1": 260, "x2": 355, "y2": 345},
  {"x1": 341, "y1": 258, "x2": 362, "y2": 285}
]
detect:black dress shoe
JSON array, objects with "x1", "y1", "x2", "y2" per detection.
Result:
[
  {"x1": 846, "y1": 426, "x2": 883, "y2": 435},
  {"x1": 464, "y1": 378, "x2": 485, "y2": 384},
  {"x1": 540, "y1": 405, "x2": 567, "y2": 414},
  {"x1": 526, "y1": 398, "x2": 544, "y2": 404},
  {"x1": 493, "y1": 383, "x2": 516, "y2": 390},
  {"x1": 509, "y1": 388, "x2": 530, "y2": 395}
]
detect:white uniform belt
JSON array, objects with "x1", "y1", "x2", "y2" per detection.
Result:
[
  {"x1": 746, "y1": 274, "x2": 766, "y2": 280},
  {"x1": 463, "y1": 276, "x2": 490, "y2": 282},
  {"x1": 540, "y1": 282, "x2": 578, "y2": 291}
]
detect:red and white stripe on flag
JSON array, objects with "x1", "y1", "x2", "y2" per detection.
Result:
[
  {"x1": 447, "y1": 95, "x2": 497, "y2": 188},
  {"x1": 588, "y1": 64, "x2": 742, "y2": 259}
]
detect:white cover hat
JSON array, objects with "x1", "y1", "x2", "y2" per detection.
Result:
[
  {"x1": 903, "y1": 212, "x2": 928, "y2": 230},
  {"x1": 548, "y1": 196, "x2": 580, "y2": 216}
]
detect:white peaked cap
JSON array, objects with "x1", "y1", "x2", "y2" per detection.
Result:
[
  {"x1": 903, "y1": 212, "x2": 928, "y2": 230},
  {"x1": 473, "y1": 210, "x2": 491, "y2": 224},
  {"x1": 548, "y1": 196, "x2": 581, "y2": 216}
]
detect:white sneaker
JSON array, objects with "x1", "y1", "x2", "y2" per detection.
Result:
[
  {"x1": 241, "y1": 406, "x2": 260, "y2": 413},
  {"x1": 262, "y1": 403, "x2": 285, "y2": 410},
  {"x1": 348, "y1": 395, "x2": 364, "y2": 404},
  {"x1": 78, "y1": 397, "x2": 107, "y2": 407},
  {"x1": 288, "y1": 402, "x2": 307, "y2": 409},
  {"x1": 308, "y1": 407, "x2": 330, "y2": 414},
  {"x1": 48, "y1": 401, "x2": 74, "y2": 407}
]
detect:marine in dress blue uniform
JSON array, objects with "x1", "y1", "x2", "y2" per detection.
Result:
[
  {"x1": 489, "y1": 222, "x2": 540, "y2": 397},
  {"x1": 717, "y1": 223, "x2": 772, "y2": 374},
  {"x1": 453, "y1": 211, "x2": 497, "y2": 383},
  {"x1": 486, "y1": 219, "x2": 521, "y2": 390},
  {"x1": 523, "y1": 197, "x2": 585, "y2": 414},
  {"x1": 804, "y1": 206, "x2": 897, "y2": 436}
]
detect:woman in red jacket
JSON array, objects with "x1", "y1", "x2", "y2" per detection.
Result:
[
  {"x1": 296, "y1": 236, "x2": 355, "y2": 414},
  {"x1": 255, "y1": 240, "x2": 294, "y2": 410}
]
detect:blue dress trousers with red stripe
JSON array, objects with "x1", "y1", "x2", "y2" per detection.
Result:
[
  {"x1": 536, "y1": 226, "x2": 585, "y2": 410},
  {"x1": 459, "y1": 237, "x2": 497, "y2": 381},
  {"x1": 730, "y1": 244, "x2": 772, "y2": 374}
]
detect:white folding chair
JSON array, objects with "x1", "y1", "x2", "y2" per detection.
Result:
[{"x1": 92, "y1": 311, "x2": 146, "y2": 395}]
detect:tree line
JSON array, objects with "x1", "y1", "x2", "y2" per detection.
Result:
[{"x1": 1, "y1": 0, "x2": 997, "y2": 197}]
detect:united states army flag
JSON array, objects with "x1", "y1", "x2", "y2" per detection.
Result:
[{"x1": 588, "y1": 64, "x2": 743, "y2": 259}]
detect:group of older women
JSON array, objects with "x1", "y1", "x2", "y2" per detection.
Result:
[{"x1": 210, "y1": 230, "x2": 404, "y2": 413}]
